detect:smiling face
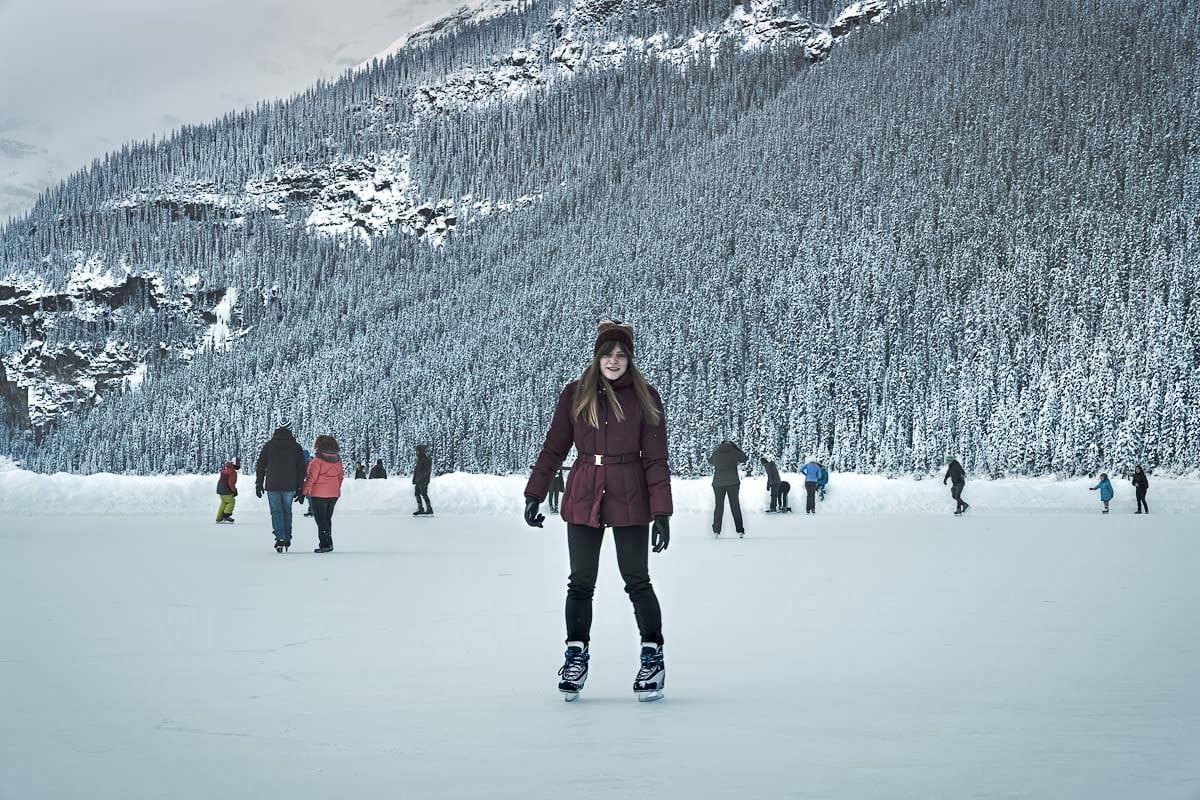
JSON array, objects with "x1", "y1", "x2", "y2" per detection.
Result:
[{"x1": 598, "y1": 342, "x2": 629, "y2": 381}]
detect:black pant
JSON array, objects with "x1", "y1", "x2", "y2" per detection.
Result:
[
  {"x1": 713, "y1": 485, "x2": 744, "y2": 533},
  {"x1": 805, "y1": 481, "x2": 818, "y2": 512},
  {"x1": 1136, "y1": 487, "x2": 1149, "y2": 513},
  {"x1": 769, "y1": 481, "x2": 791, "y2": 511},
  {"x1": 309, "y1": 497, "x2": 338, "y2": 548},
  {"x1": 414, "y1": 482, "x2": 431, "y2": 512},
  {"x1": 548, "y1": 489, "x2": 561, "y2": 512},
  {"x1": 951, "y1": 483, "x2": 967, "y2": 511},
  {"x1": 566, "y1": 523, "x2": 663, "y2": 645}
]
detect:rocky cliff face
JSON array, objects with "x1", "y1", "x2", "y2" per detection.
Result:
[{"x1": 0, "y1": 265, "x2": 240, "y2": 428}]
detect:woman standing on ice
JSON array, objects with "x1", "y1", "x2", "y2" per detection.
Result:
[
  {"x1": 524, "y1": 320, "x2": 673, "y2": 702},
  {"x1": 1131, "y1": 466, "x2": 1149, "y2": 514},
  {"x1": 304, "y1": 435, "x2": 344, "y2": 553},
  {"x1": 708, "y1": 440, "x2": 748, "y2": 537}
]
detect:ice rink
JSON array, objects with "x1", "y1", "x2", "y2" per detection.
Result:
[{"x1": 3, "y1": 500, "x2": 1198, "y2": 799}]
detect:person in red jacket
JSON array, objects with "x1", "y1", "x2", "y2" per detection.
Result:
[
  {"x1": 216, "y1": 457, "x2": 240, "y2": 523},
  {"x1": 303, "y1": 435, "x2": 345, "y2": 553},
  {"x1": 525, "y1": 319, "x2": 672, "y2": 702}
]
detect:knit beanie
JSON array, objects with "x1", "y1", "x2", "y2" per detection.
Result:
[{"x1": 594, "y1": 319, "x2": 634, "y2": 356}]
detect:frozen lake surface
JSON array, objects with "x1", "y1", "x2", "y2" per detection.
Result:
[{"x1": 2, "y1": 501, "x2": 1198, "y2": 799}]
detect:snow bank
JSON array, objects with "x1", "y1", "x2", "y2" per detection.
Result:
[{"x1": 2, "y1": 465, "x2": 1198, "y2": 516}]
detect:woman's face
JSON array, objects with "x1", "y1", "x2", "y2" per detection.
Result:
[{"x1": 600, "y1": 344, "x2": 629, "y2": 381}]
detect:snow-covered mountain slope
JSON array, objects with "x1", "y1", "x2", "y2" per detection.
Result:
[
  {"x1": 2, "y1": 0, "x2": 1195, "y2": 479},
  {"x1": 0, "y1": 260, "x2": 243, "y2": 426},
  {"x1": 358, "y1": 0, "x2": 529, "y2": 67},
  {"x1": 0, "y1": 0, "x2": 917, "y2": 432},
  {"x1": 92, "y1": 0, "x2": 909, "y2": 249}
]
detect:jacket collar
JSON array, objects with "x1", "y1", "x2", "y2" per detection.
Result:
[{"x1": 603, "y1": 371, "x2": 634, "y2": 390}]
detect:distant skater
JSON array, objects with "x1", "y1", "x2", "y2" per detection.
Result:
[
  {"x1": 817, "y1": 460, "x2": 829, "y2": 502},
  {"x1": 1090, "y1": 473, "x2": 1114, "y2": 514},
  {"x1": 255, "y1": 419, "x2": 307, "y2": 552},
  {"x1": 369, "y1": 459, "x2": 387, "y2": 479},
  {"x1": 216, "y1": 456, "x2": 240, "y2": 523},
  {"x1": 761, "y1": 455, "x2": 790, "y2": 513},
  {"x1": 1132, "y1": 466, "x2": 1149, "y2": 514},
  {"x1": 548, "y1": 467, "x2": 566, "y2": 513},
  {"x1": 944, "y1": 456, "x2": 969, "y2": 515},
  {"x1": 302, "y1": 448, "x2": 315, "y2": 517},
  {"x1": 413, "y1": 444, "x2": 433, "y2": 516},
  {"x1": 524, "y1": 320, "x2": 672, "y2": 702},
  {"x1": 709, "y1": 441, "x2": 748, "y2": 537},
  {"x1": 801, "y1": 456, "x2": 821, "y2": 514},
  {"x1": 354, "y1": 461, "x2": 367, "y2": 480},
  {"x1": 304, "y1": 435, "x2": 344, "y2": 553}
]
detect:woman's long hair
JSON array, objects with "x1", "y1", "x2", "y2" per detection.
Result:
[
  {"x1": 314, "y1": 435, "x2": 340, "y2": 453},
  {"x1": 572, "y1": 341, "x2": 662, "y2": 429}
]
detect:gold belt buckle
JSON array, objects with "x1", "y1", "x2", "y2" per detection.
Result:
[{"x1": 594, "y1": 454, "x2": 603, "y2": 466}]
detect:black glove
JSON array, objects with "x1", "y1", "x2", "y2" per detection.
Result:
[
  {"x1": 294, "y1": 491, "x2": 305, "y2": 504},
  {"x1": 232, "y1": 490, "x2": 238, "y2": 497},
  {"x1": 652, "y1": 515, "x2": 670, "y2": 553},
  {"x1": 524, "y1": 498, "x2": 545, "y2": 528},
  {"x1": 255, "y1": 486, "x2": 264, "y2": 499}
]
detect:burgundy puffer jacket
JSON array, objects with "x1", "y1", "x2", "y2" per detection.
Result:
[{"x1": 525, "y1": 371, "x2": 672, "y2": 528}]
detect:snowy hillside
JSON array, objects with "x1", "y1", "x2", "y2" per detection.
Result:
[{"x1": 1, "y1": 0, "x2": 1197, "y2": 479}]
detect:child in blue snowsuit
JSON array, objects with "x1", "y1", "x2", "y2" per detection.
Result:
[
  {"x1": 1090, "y1": 474, "x2": 1114, "y2": 513},
  {"x1": 817, "y1": 462, "x2": 829, "y2": 501}
]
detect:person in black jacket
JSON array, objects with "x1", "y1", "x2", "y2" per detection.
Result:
[
  {"x1": 760, "y1": 455, "x2": 790, "y2": 512},
  {"x1": 255, "y1": 420, "x2": 308, "y2": 552},
  {"x1": 369, "y1": 459, "x2": 387, "y2": 479},
  {"x1": 413, "y1": 444, "x2": 433, "y2": 516},
  {"x1": 354, "y1": 462, "x2": 367, "y2": 480},
  {"x1": 709, "y1": 440, "x2": 748, "y2": 537},
  {"x1": 548, "y1": 467, "x2": 566, "y2": 513},
  {"x1": 944, "y1": 456, "x2": 969, "y2": 515},
  {"x1": 1131, "y1": 465, "x2": 1150, "y2": 514}
]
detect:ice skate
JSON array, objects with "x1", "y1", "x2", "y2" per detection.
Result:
[
  {"x1": 633, "y1": 643, "x2": 665, "y2": 702},
  {"x1": 558, "y1": 642, "x2": 589, "y2": 701}
]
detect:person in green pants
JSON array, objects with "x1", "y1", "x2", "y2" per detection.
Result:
[{"x1": 216, "y1": 457, "x2": 240, "y2": 523}]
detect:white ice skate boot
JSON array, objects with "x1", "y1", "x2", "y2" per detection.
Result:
[
  {"x1": 633, "y1": 643, "x2": 665, "y2": 702},
  {"x1": 558, "y1": 642, "x2": 589, "y2": 701}
]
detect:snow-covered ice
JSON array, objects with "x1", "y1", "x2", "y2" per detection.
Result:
[{"x1": 1, "y1": 469, "x2": 1198, "y2": 798}]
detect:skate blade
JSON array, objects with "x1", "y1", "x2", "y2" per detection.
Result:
[
  {"x1": 562, "y1": 691, "x2": 580, "y2": 702},
  {"x1": 636, "y1": 690, "x2": 664, "y2": 702}
]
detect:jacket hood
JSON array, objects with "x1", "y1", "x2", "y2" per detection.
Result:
[
  {"x1": 316, "y1": 450, "x2": 342, "y2": 463},
  {"x1": 271, "y1": 427, "x2": 295, "y2": 442},
  {"x1": 714, "y1": 441, "x2": 739, "y2": 455}
]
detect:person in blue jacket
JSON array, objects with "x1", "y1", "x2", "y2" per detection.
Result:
[
  {"x1": 302, "y1": 448, "x2": 315, "y2": 516},
  {"x1": 801, "y1": 456, "x2": 822, "y2": 514},
  {"x1": 816, "y1": 461, "x2": 829, "y2": 501},
  {"x1": 1090, "y1": 473, "x2": 1114, "y2": 513}
]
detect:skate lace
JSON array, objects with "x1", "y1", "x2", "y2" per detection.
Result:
[
  {"x1": 636, "y1": 649, "x2": 663, "y2": 680},
  {"x1": 559, "y1": 649, "x2": 587, "y2": 682}
]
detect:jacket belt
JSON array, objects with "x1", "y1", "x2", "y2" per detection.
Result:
[{"x1": 577, "y1": 452, "x2": 641, "y2": 466}]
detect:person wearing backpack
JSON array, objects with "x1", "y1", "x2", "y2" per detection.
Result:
[{"x1": 216, "y1": 457, "x2": 240, "y2": 523}]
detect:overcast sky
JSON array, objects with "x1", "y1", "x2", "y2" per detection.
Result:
[{"x1": 0, "y1": 0, "x2": 463, "y2": 222}]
